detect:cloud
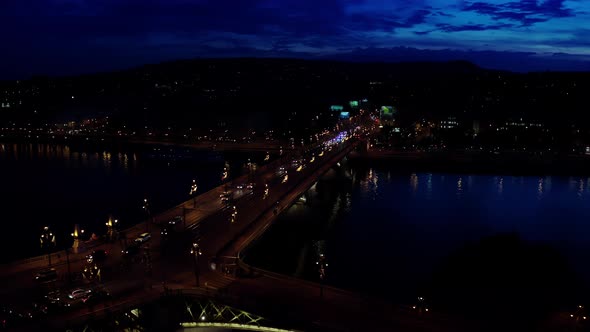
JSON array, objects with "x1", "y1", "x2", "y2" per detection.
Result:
[
  {"x1": 1, "y1": 0, "x2": 589, "y2": 78},
  {"x1": 463, "y1": 0, "x2": 576, "y2": 26},
  {"x1": 435, "y1": 22, "x2": 514, "y2": 32}
]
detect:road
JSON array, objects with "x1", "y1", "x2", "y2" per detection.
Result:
[{"x1": 2, "y1": 118, "x2": 376, "y2": 330}]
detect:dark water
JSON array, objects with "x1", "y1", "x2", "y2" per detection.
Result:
[
  {"x1": 244, "y1": 165, "x2": 590, "y2": 313},
  {"x1": 0, "y1": 142, "x2": 262, "y2": 263}
]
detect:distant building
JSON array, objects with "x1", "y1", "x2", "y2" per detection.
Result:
[
  {"x1": 497, "y1": 118, "x2": 544, "y2": 131},
  {"x1": 439, "y1": 117, "x2": 458, "y2": 129}
]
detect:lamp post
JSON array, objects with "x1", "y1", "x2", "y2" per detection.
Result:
[
  {"x1": 189, "y1": 179, "x2": 198, "y2": 208},
  {"x1": 143, "y1": 198, "x2": 151, "y2": 232},
  {"x1": 263, "y1": 183, "x2": 269, "y2": 200},
  {"x1": 40, "y1": 226, "x2": 56, "y2": 266},
  {"x1": 230, "y1": 206, "x2": 238, "y2": 223},
  {"x1": 105, "y1": 216, "x2": 118, "y2": 242},
  {"x1": 190, "y1": 241, "x2": 202, "y2": 287},
  {"x1": 246, "y1": 158, "x2": 253, "y2": 183},
  {"x1": 316, "y1": 253, "x2": 328, "y2": 298},
  {"x1": 70, "y1": 224, "x2": 84, "y2": 254}
]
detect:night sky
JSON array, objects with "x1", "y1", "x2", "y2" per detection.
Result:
[{"x1": 2, "y1": 0, "x2": 590, "y2": 79}]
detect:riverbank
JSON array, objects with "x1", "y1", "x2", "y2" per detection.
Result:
[
  {"x1": 349, "y1": 150, "x2": 590, "y2": 176},
  {"x1": 0, "y1": 135, "x2": 284, "y2": 152}
]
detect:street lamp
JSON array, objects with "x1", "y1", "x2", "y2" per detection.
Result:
[
  {"x1": 143, "y1": 198, "x2": 151, "y2": 232},
  {"x1": 189, "y1": 179, "x2": 198, "y2": 208},
  {"x1": 316, "y1": 253, "x2": 328, "y2": 297},
  {"x1": 230, "y1": 206, "x2": 238, "y2": 223},
  {"x1": 190, "y1": 241, "x2": 202, "y2": 286},
  {"x1": 40, "y1": 226, "x2": 56, "y2": 266},
  {"x1": 105, "y1": 217, "x2": 119, "y2": 242}
]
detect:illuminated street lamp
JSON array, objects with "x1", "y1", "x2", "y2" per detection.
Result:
[
  {"x1": 316, "y1": 253, "x2": 328, "y2": 298},
  {"x1": 190, "y1": 241, "x2": 202, "y2": 286},
  {"x1": 230, "y1": 206, "x2": 238, "y2": 223},
  {"x1": 143, "y1": 198, "x2": 151, "y2": 232},
  {"x1": 40, "y1": 226, "x2": 56, "y2": 266},
  {"x1": 71, "y1": 224, "x2": 85, "y2": 254},
  {"x1": 189, "y1": 179, "x2": 198, "y2": 208},
  {"x1": 105, "y1": 216, "x2": 118, "y2": 242}
]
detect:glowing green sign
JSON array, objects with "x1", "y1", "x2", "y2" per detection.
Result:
[{"x1": 381, "y1": 106, "x2": 395, "y2": 117}]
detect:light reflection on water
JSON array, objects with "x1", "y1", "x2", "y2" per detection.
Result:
[
  {"x1": 0, "y1": 144, "x2": 136, "y2": 174},
  {"x1": 247, "y1": 167, "x2": 590, "y2": 301},
  {"x1": 0, "y1": 142, "x2": 257, "y2": 263}
]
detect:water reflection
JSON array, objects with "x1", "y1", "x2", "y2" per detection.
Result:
[
  {"x1": 426, "y1": 173, "x2": 433, "y2": 200},
  {"x1": 361, "y1": 168, "x2": 379, "y2": 200},
  {"x1": 0, "y1": 143, "x2": 139, "y2": 173},
  {"x1": 81, "y1": 152, "x2": 88, "y2": 167},
  {"x1": 410, "y1": 173, "x2": 418, "y2": 195},
  {"x1": 246, "y1": 168, "x2": 590, "y2": 305}
]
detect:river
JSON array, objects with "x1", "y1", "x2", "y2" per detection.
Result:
[
  {"x1": 0, "y1": 142, "x2": 261, "y2": 263},
  {"x1": 243, "y1": 163, "x2": 590, "y2": 317}
]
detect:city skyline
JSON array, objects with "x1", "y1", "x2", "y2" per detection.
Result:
[{"x1": 2, "y1": 0, "x2": 590, "y2": 79}]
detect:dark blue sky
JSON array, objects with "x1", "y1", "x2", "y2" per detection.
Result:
[{"x1": 2, "y1": 0, "x2": 590, "y2": 79}]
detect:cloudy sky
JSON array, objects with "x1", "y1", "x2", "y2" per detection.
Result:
[{"x1": 2, "y1": 0, "x2": 590, "y2": 78}]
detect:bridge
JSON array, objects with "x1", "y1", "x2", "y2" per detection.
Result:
[{"x1": 0, "y1": 117, "x2": 473, "y2": 331}]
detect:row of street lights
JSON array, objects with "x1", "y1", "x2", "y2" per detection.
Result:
[{"x1": 36, "y1": 154, "x2": 276, "y2": 287}]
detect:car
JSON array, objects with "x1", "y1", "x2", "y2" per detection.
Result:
[
  {"x1": 160, "y1": 226, "x2": 170, "y2": 239},
  {"x1": 35, "y1": 269, "x2": 57, "y2": 283},
  {"x1": 220, "y1": 191, "x2": 232, "y2": 202},
  {"x1": 82, "y1": 289, "x2": 110, "y2": 305},
  {"x1": 169, "y1": 216, "x2": 183, "y2": 225},
  {"x1": 68, "y1": 288, "x2": 92, "y2": 299},
  {"x1": 235, "y1": 183, "x2": 245, "y2": 189},
  {"x1": 88, "y1": 249, "x2": 108, "y2": 262},
  {"x1": 135, "y1": 232, "x2": 151, "y2": 244},
  {"x1": 246, "y1": 183, "x2": 255, "y2": 190},
  {"x1": 43, "y1": 290, "x2": 61, "y2": 304},
  {"x1": 122, "y1": 244, "x2": 140, "y2": 256}
]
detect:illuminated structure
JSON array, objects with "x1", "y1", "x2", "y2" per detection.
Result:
[
  {"x1": 71, "y1": 224, "x2": 85, "y2": 254},
  {"x1": 380, "y1": 105, "x2": 395, "y2": 119}
]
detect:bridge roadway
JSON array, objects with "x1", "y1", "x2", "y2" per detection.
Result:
[{"x1": 2, "y1": 126, "x2": 474, "y2": 331}]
